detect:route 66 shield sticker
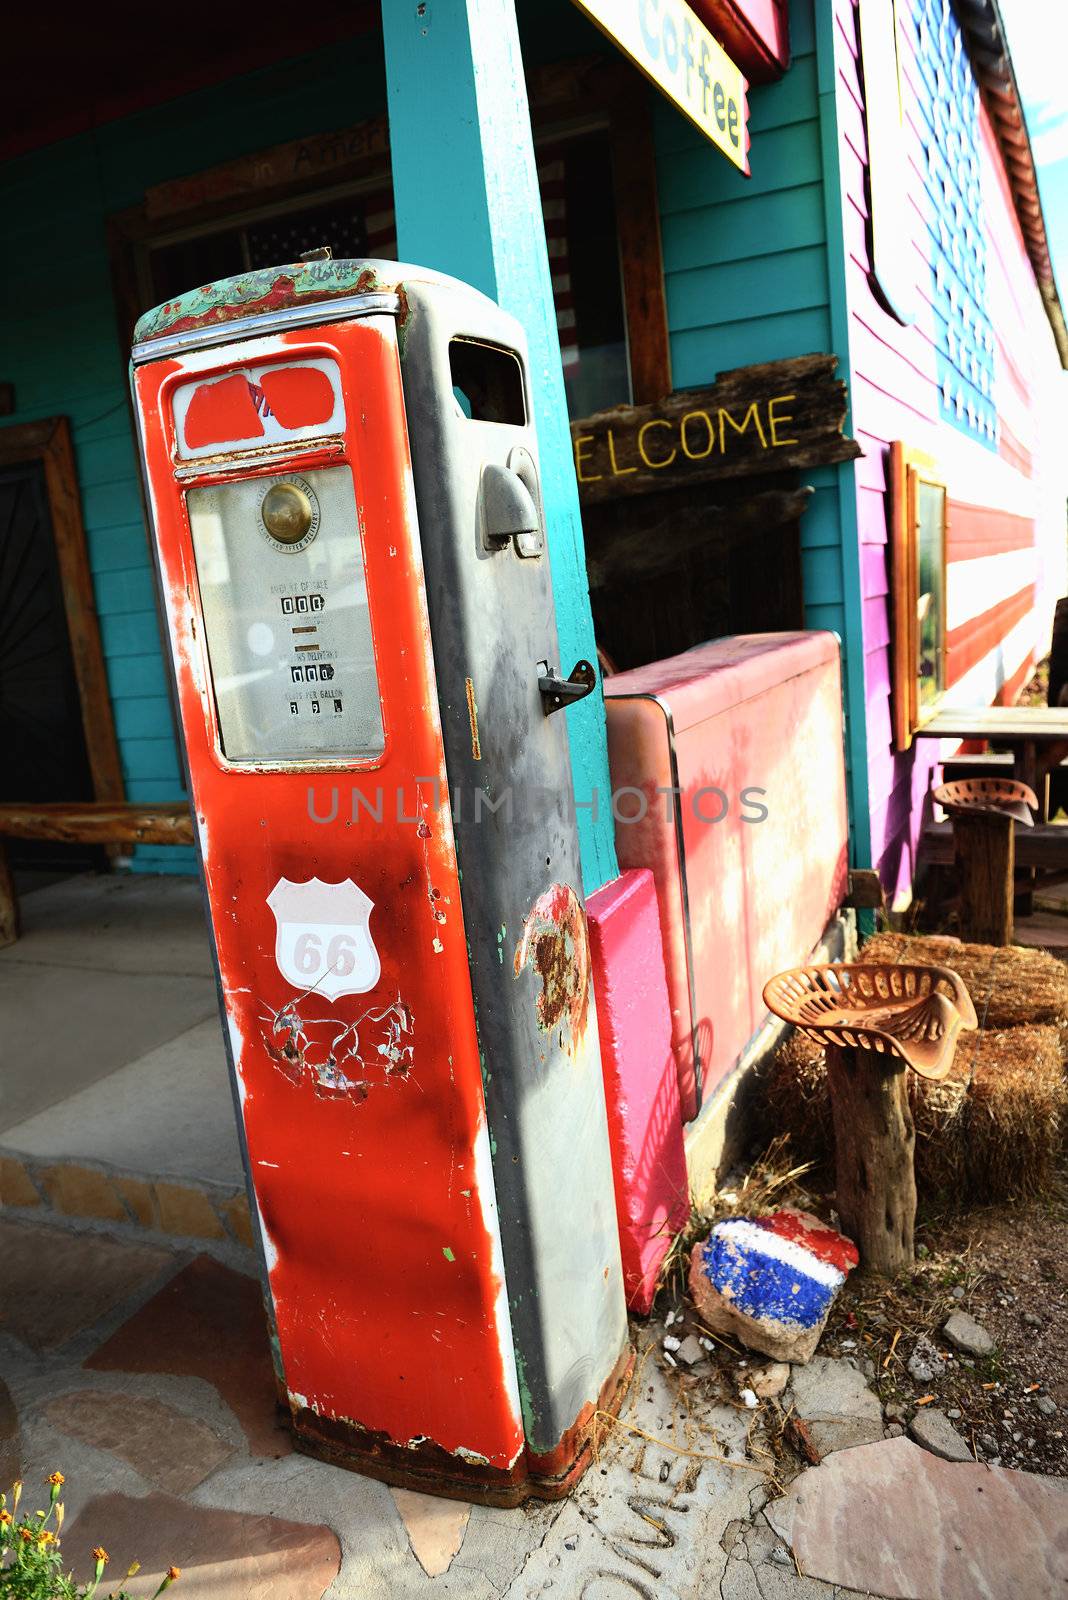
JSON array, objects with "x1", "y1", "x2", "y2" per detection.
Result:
[{"x1": 267, "y1": 877, "x2": 381, "y2": 1000}]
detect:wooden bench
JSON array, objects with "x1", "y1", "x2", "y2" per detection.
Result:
[
  {"x1": 920, "y1": 819, "x2": 1068, "y2": 877},
  {"x1": 0, "y1": 803, "x2": 195, "y2": 947}
]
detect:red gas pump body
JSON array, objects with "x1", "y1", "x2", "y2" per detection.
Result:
[{"x1": 132, "y1": 263, "x2": 630, "y2": 1504}]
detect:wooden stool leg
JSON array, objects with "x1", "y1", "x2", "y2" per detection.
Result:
[
  {"x1": 825, "y1": 1043, "x2": 916, "y2": 1273},
  {"x1": 953, "y1": 811, "x2": 1014, "y2": 945},
  {"x1": 0, "y1": 839, "x2": 19, "y2": 948}
]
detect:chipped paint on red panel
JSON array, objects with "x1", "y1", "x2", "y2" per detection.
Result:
[
  {"x1": 182, "y1": 372, "x2": 265, "y2": 447},
  {"x1": 133, "y1": 315, "x2": 525, "y2": 1477},
  {"x1": 513, "y1": 884, "x2": 591, "y2": 1050},
  {"x1": 259, "y1": 364, "x2": 335, "y2": 428}
]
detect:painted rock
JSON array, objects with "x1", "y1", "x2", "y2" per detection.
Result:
[{"x1": 688, "y1": 1209, "x2": 858, "y2": 1364}]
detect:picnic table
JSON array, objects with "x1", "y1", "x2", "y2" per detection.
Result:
[
  {"x1": 912, "y1": 705, "x2": 1068, "y2": 802},
  {"x1": 914, "y1": 706, "x2": 1068, "y2": 889}
]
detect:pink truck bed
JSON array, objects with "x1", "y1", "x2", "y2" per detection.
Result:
[{"x1": 604, "y1": 633, "x2": 849, "y2": 1120}]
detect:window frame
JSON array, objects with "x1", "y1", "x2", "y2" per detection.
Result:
[{"x1": 890, "y1": 439, "x2": 948, "y2": 751}]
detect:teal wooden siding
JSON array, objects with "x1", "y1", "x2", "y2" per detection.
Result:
[
  {"x1": 654, "y1": 0, "x2": 844, "y2": 648},
  {"x1": 0, "y1": 40, "x2": 388, "y2": 873}
]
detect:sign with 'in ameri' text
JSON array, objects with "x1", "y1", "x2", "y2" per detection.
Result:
[{"x1": 572, "y1": 0, "x2": 749, "y2": 173}]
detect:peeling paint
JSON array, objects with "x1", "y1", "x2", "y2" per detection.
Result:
[
  {"x1": 513, "y1": 884, "x2": 591, "y2": 1048},
  {"x1": 260, "y1": 990, "x2": 413, "y2": 1100}
]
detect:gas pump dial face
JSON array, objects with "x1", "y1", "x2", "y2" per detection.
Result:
[{"x1": 258, "y1": 477, "x2": 320, "y2": 552}]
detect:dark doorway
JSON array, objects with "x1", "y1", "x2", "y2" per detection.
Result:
[{"x1": 0, "y1": 459, "x2": 98, "y2": 874}]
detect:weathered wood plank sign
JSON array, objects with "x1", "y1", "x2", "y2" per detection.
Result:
[{"x1": 571, "y1": 353, "x2": 861, "y2": 506}]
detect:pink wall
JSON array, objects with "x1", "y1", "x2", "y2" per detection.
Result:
[{"x1": 830, "y1": 0, "x2": 1067, "y2": 905}]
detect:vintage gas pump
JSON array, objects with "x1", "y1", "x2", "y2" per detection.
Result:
[{"x1": 130, "y1": 259, "x2": 630, "y2": 1503}]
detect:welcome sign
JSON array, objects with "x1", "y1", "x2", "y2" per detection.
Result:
[
  {"x1": 572, "y1": 0, "x2": 749, "y2": 173},
  {"x1": 570, "y1": 354, "x2": 862, "y2": 506}
]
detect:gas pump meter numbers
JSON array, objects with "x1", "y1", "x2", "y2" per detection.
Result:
[{"x1": 259, "y1": 477, "x2": 320, "y2": 552}]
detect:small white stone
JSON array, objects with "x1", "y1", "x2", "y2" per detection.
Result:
[
  {"x1": 741, "y1": 1388, "x2": 759, "y2": 1409},
  {"x1": 663, "y1": 1335, "x2": 681, "y2": 1352},
  {"x1": 665, "y1": 1309, "x2": 678, "y2": 1327}
]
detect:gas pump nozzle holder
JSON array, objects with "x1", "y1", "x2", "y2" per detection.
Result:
[{"x1": 131, "y1": 259, "x2": 631, "y2": 1504}]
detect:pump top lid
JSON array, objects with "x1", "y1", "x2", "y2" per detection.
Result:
[{"x1": 132, "y1": 257, "x2": 501, "y2": 354}]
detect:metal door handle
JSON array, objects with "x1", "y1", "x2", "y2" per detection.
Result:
[{"x1": 538, "y1": 659, "x2": 596, "y2": 715}]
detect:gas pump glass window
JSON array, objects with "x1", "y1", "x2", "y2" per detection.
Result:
[{"x1": 186, "y1": 465, "x2": 384, "y2": 763}]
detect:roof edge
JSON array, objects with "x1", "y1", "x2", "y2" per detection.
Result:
[{"x1": 953, "y1": 0, "x2": 1068, "y2": 369}]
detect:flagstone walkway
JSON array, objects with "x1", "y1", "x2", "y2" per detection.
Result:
[{"x1": 2, "y1": 1213, "x2": 1066, "y2": 1599}]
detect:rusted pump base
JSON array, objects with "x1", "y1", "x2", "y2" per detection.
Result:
[{"x1": 288, "y1": 1344, "x2": 635, "y2": 1506}]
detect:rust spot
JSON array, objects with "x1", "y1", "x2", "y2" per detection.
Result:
[
  {"x1": 152, "y1": 270, "x2": 381, "y2": 340},
  {"x1": 513, "y1": 884, "x2": 591, "y2": 1048},
  {"x1": 465, "y1": 677, "x2": 482, "y2": 761},
  {"x1": 260, "y1": 990, "x2": 413, "y2": 1099}
]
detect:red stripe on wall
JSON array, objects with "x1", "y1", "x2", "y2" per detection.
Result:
[
  {"x1": 996, "y1": 650, "x2": 1036, "y2": 707},
  {"x1": 946, "y1": 502, "x2": 1035, "y2": 563},
  {"x1": 945, "y1": 583, "x2": 1035, "y2": 687},
  {"x1": 998, "y1": 421, "x2": 1034, "y2": 478}
]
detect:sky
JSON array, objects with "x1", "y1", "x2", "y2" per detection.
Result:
[{"x1": 998, "y1": 0, "x2": 1068, "y2": 299}]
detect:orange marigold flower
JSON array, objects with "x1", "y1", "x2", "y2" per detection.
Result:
[
  {"x1": 168, "y1": 1566, "x2": 181, "y2": 1580},
  {"x1": 47, "y1": 1472, "x2": 65, "y2": 1487},
  {"x1": 19, "y1": 1527, "x2": 34, "y2": 1542},
  {"x1": 0, "y1": 1509, "x2": 11, "y2": 1524},
  {"x1": 38, "y1": 1529, "x2": 56, "y2": 1546},
  {"x1": 92, "y1": 1545, "x2": 109, "y2": 1564}
]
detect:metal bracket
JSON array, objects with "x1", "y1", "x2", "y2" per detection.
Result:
[{"x1": 538, "y1": 659, "x2": 596, "y2": 715}]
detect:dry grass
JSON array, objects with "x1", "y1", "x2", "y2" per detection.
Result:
[{"x1": 657, "y1": 1134, "x2": 817, "y2": 1303}]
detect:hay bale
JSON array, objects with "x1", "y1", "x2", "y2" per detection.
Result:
[
  {"x1": 760, "y1": 1021, "x2": 1064, "y2": 1205},
  {"x1": 861, "y1": 931, "x2": 1068, "y2": 1031},
  {"x1": 761, "y1": 1030, "x2": 832, "y2": 1169},
  {"x1": 909, "y1": 1060, "x2": 969, "y2": 1198},
  {"x1": 962, "y1": 1025, "x2": 1066, "y2": 1200}
]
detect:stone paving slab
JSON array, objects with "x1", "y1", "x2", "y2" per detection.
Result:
[
  {"x1": 766, "y1": 1435, "x2": 1068, "y2": 1599},
  {"x1": 44, "y1": 1390, "x2": 236, "y2": 1495},
  {"x1": 0, "y1": 1219, "x2": 174, "y2": 1350},
  {"x1": 64, "y1": 1490, "x2": 341, "y2": 1599},
  {"x1": 86, "y1": 1255, "x2": 291, "y2": 1459}
]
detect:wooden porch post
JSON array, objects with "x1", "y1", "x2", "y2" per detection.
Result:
[{"x1": 381, "y1": 0, "x2": 619, "y2": 894}]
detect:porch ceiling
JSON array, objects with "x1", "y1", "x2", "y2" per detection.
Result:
[{"x1": 3, "y1": 3, "x2": 379, "y2": 162}]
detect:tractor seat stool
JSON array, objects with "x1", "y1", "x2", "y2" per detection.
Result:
[
  {"x1": 763, "y1": 963, "x2": 977, "y2": 1273},
  {"x1": 932, "y1": 777, "x2": 1038, "y2": 946}
]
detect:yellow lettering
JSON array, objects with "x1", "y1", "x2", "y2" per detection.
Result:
[
  {"x1": 574, "y1": 434, "x2": 602, "y2": 483},
  {"x1": 607, "y1": 429, "x2": 637, "y2": 476},
  {"x1": 718, "y1": 401, "x2": 767, "y2": 453},
  {"x1": 768, "y1": 394, "x2": 799, "y2": 447},
  {"x1": 680, "y1": 409, "x2": 716, "y2": 460},
  {"x1": 637, "y1": 418, "x2": 678, "y2": 469}
]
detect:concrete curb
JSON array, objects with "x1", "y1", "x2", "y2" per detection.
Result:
[{"x1": 0, "y1": 1149, "x2": 253, "y2": 1250}]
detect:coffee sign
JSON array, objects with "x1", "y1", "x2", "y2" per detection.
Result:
[
  {"x1": 571, "y1": 0, "x2": 749, "y2": 173},
  {"x1": 570, "y1": 353, "x2": 861, "y2": 506}
]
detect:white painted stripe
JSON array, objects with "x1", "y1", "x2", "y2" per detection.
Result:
[
  {"x1": 928, "y1": 425, "x2": 1039, "y2": 519},
  {"x1": 942, "y1": 611, "x2": 1035, "y2": 710},
  {"x1": 714, "y1": 1219, "x2": 845, "y2": 1288},
  {"x1": 946, "y1": 548, "x2": 1037, "y2": 631}
]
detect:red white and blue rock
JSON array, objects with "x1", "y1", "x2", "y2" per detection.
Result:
[{"x1": 689, "y1": 1209, "x2": 859, "y2": 1364}]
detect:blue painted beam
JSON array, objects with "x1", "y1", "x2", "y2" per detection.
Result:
[{"x1": 382, "y1": 0, "x2": 618, "y2": 893}]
